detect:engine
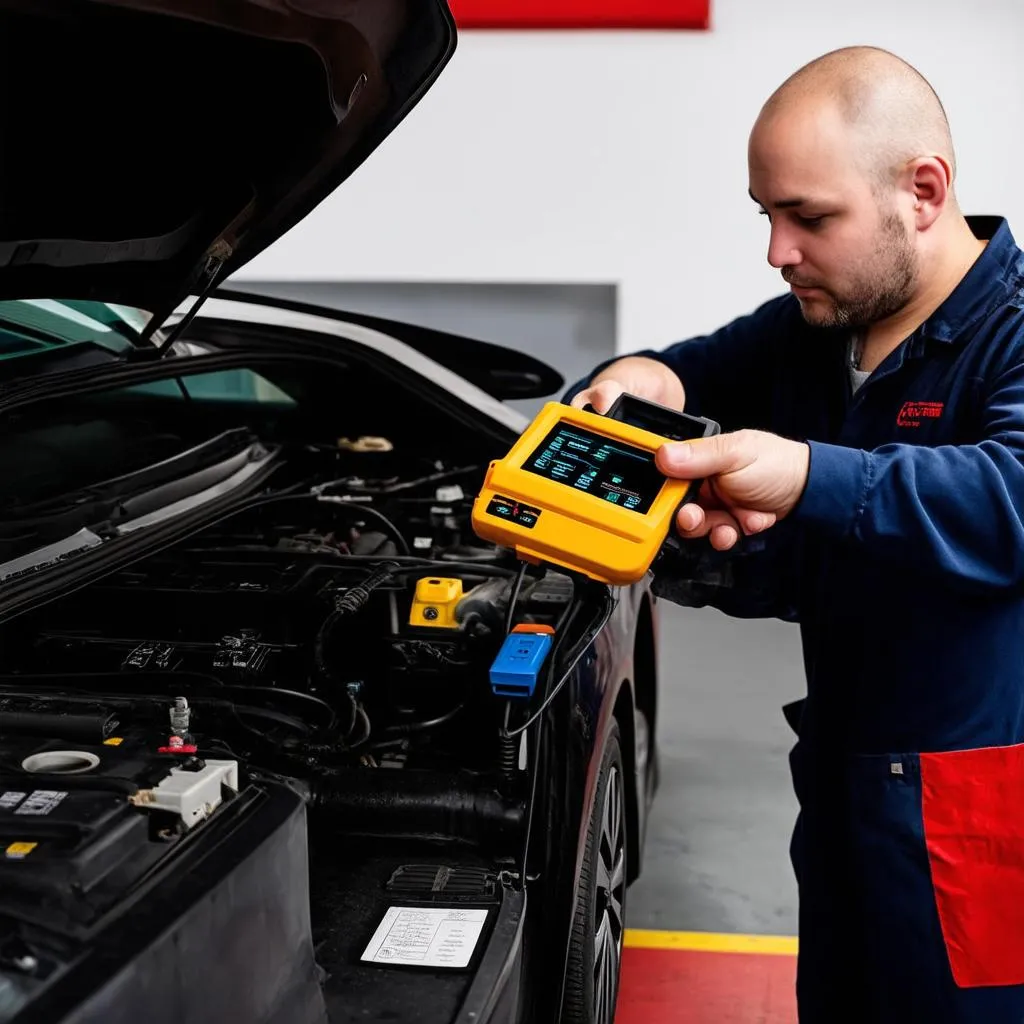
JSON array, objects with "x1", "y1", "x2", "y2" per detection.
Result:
[{"x1": 0, "y1": 447, "x2": 579, "y2": 777}]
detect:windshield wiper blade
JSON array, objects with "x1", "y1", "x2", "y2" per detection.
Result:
[{"x1": 0, "y1": 445, "x2": 277, "y2": 583}]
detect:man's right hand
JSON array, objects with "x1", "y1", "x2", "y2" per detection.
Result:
[{"x1": 568, "y1": 356, "x2": 686, "y2": 414}]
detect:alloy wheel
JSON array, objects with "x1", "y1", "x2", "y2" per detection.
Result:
[{"x1": 592, "y1": 762, "x2": 626, "y2": 1024}]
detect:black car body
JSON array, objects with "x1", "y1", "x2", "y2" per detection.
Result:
[{"x1": 0, "y1": 4, "x2": 661, "y2": 1023}]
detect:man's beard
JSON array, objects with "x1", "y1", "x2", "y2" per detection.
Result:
[{"x1": 788, "y1": 212, "x2": 918, "y2": 329}]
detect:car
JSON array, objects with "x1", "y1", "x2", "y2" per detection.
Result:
[{"x1": 0, "y1": 3, "x2": 661, "y2": 1023}]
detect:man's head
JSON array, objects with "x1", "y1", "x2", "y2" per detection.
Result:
[{"x1": 748, "y1": 47, "x2": 958, "y2": 329}]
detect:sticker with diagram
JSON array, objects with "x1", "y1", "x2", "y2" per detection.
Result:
[{"x1": 361, "y1": 906, "x2": 489, "y2": 968}]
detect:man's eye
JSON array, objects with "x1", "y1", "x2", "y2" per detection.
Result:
[
  {"x1": 798, "y1": 215, "x2": 825, "y2": 228},
  {"x1": 757, "y1": 207, "x2": 770, "y2": 219}
]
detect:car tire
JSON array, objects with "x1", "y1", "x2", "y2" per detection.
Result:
[{"x1": 562, "y1": 721, "x2": 628, "y2": 1024}]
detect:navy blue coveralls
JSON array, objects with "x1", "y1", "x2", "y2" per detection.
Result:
[{"x1": 567, "y1": 216, "x2": 1024, "y2": 1021}]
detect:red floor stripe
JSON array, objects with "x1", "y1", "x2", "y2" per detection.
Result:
[{"x1": 615, "y1": 947, "x2": 798, "y2": 1023}]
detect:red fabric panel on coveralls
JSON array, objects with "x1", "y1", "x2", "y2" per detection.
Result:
[{"x1": 920, "y1": 743, "x2": 1024, "y2": 988}]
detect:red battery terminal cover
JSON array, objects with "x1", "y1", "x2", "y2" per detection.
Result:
[{"x1": 158, "y1": 735, "x2": 198, "y2": 754}]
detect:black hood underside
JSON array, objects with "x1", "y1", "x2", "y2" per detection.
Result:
[{"x1": 0, "y1": 0, "x2": 456, "y2": 327}]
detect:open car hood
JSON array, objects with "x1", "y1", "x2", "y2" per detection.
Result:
[{"x1": 0, "y1": 0, "x2": 456, "y2": 330}]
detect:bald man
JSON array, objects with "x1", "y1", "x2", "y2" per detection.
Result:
[{"x1": 568, "y1": 47, "x2": 1024, "y2": 1021}]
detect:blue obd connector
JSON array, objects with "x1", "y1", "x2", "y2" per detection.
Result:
[{"x1": 489, "y1": 625, "x2": 555, "y2": 699}]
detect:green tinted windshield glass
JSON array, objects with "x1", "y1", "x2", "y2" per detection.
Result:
[
  {"x1": 0, "y1": 299, "x2": 152, "y2": 361},
  {"x1": 0, "y1": 300, "x2": 294, "y2": 406},
  {"x1": 123, "y1": 369, "x2": 295, "y2": 405}
]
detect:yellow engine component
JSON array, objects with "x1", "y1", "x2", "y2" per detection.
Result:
[{"x1": 409, "y1": 576, "x2": 465, "y2": 629}]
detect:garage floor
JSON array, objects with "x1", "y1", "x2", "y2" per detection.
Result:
[{"x1": 616, "y1": 602, "x2": 805, "y2": 1022}]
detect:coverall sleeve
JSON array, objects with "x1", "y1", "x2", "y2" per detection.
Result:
[
  {"x1": 562, "y1": 294, "x2": 804, "y2": 620},
  {"x1": 793, "y1": 345, "x2": 1024, "y2": 593},
  {"x1": 561, "y1": 295, "x2": 793, "y2": 431}
]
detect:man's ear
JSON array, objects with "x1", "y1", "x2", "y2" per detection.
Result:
[{"x1": 903, "y1": 155, "x2": 952, "y2": 230}]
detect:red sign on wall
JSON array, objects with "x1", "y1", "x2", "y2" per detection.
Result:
[{"x1": 448, "y1": 0, "x2": 711, "y2": 30}]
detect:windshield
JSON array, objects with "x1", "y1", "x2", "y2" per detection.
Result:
[{"x1": 0, "y1": 299, "x2": 157, "y2": 362}]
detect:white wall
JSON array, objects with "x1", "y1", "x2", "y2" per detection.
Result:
[{"x1": 236, "y1": 0, "x2": 1024, "y2": 360}]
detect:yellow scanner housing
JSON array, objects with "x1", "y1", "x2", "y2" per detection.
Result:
[{"x1": 471, "y1": 400, "x2": 715, "y2": 586}]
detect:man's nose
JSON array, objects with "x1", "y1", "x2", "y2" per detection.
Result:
[{"x1": 766, "y1": 224, "x2": 801, "y2": 269}]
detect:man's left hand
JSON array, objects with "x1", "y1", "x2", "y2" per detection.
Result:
[{"x1": 656, "y1": 430, "x2": 811, "y2": 551}]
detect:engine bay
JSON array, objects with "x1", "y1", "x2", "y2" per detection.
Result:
[
  {"x1": 0, "y1": 426, "x2": 602, "y2": 788},
  {"x1": 0, "y1": 425, "x2": 608, "y2": 1022},
  {"x1": 0, "y1": 438, "x2": 587, "y2": 770}
]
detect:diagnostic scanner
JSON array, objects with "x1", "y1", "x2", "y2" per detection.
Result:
[{"x1": 471, "y1": 394, "x2": 719, "y2": 585}]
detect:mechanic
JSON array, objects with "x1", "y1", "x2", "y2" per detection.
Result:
[{"x1": 567, "y1": 46, "x2": 1024, "y2": 1022}]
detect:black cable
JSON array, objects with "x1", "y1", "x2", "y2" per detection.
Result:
[
  {"x1": 498, "y1": 702, "x2": 517, "y2": 781},
  {"x1": 387, "y1": 562, "x2": 518, "y2": 579},
  {"x1": 223, "y1": 702, "x2": 315, "y2": 739},
  {"x1": 312, "y1": 466, "x2": 477, "y2": 496},
  {"x1": 312, "y1": 494, "x2": 410, "y2": 555},
  {"x1": 315, "y1": 560, "x2": 400, "y2": 683},
  {"x1": 499, "y1": 594, "x2": 577, "y2": 746},
  {"x1": 335, "y1": 560, "x2": 400, "y2": 614},
  {"x1": 504, "y1": 560, "x2": 529, "y2": 635},
  {"x1": 221, "y1": 685, "x2": 336, "y2": 730},
  {"x1": 501, "y1": 595, "x2": 614, "y2": 739},
  {"x1": 173, "y1": 492, "x2": 411, "y2": 556},
  {"x1": 438, "y1": 549, "x2": 502, "y2": 564},
  {"x1": 511, "y1": 596, "x2": 577, "y2": 877},
  {"x1": 177, "y1": 546, "x2": 511, "y2": 574},
  {"x1": 379, "y1": 702, "x2": 466, "y2": 737}
]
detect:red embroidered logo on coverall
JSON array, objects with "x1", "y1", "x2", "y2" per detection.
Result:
[{"x1": 897, "y1": 401, "x2": 945, "y2": 427}]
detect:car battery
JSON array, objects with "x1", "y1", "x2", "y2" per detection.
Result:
[
  {"x1": 0, "y1": 730, "x2": 237, "y2": 937},
  {"x1": 0, "y1": 729, "x2": 321, "y2": 1024}
]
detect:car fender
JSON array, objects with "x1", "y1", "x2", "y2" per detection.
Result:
[{"x1": 542, "y1": 582, "x2": 650, "y2": 1021}]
